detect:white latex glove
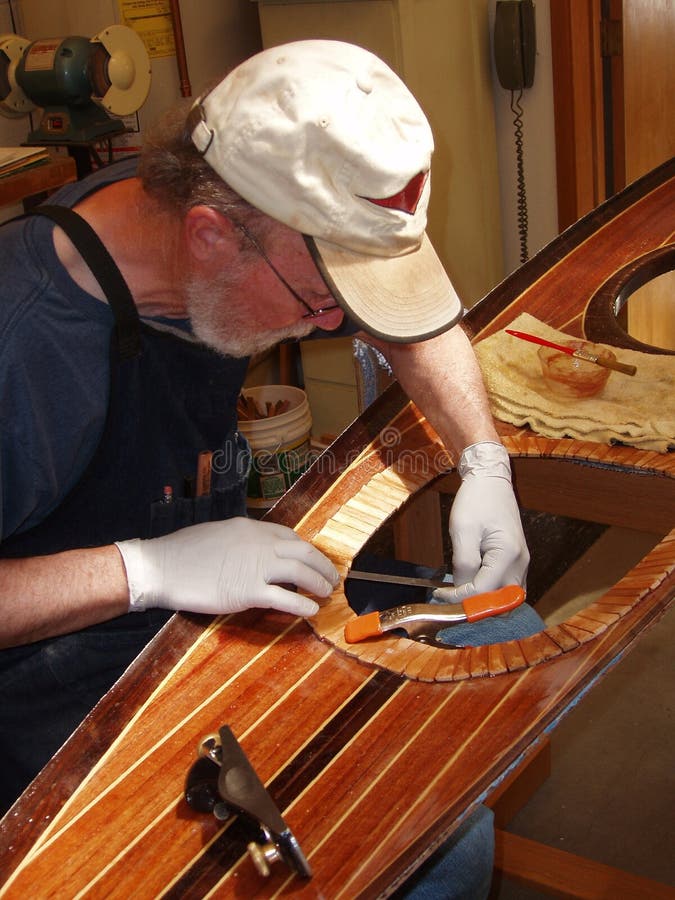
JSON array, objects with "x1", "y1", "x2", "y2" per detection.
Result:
[
  {"x1": 432, "y1": 441, "x2": 529, "y2": 603},
  {"x1": 115, "y1": 518, "x2": 338, "y2": 617}
]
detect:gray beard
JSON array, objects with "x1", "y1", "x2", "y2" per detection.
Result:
[{"x1": 184, "y1": 273, "x2": 316, "y2": 358}]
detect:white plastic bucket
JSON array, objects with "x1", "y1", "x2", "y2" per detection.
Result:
[{"x1": 238, "y1": 385, "x2": 313, "y2": 508}]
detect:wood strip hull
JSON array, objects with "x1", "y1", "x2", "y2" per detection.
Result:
[{"x1": 0, "y1": 161, "x2": 673, "y2": 898}]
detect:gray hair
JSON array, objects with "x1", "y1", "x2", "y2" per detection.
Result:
[{"x1": 138, "y1": 98, "x2": 268, "y2": 233}]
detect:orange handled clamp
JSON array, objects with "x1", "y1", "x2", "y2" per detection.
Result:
[{"x1": 343, "y1": 584, "x2": 525, "y2": 645}]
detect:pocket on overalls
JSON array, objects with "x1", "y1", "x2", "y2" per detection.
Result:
[
  {"x1": 149, "y1": 495, "x2": 195, "y2": 535},
  {"x1": 149, "y1": 432, "x2": 251, "y2": 534}
]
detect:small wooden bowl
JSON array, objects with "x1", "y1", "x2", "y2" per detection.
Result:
[{"x1": 537, "y1": 340, "x2": 616, "y2": 398}]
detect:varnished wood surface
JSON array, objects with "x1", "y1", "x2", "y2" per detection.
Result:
[
  {"x1": 494, "y1": 829, "x2": 675, "y2": 899},
  {"x1": 0, "y1": 155, "x2": 77, "y2": 208},
  {"x1": 305, "y1": 426, "x2": 674, "y2": 679},
  {"x1": 0, "y1": 159, "x2": 673, "y2": 897}
]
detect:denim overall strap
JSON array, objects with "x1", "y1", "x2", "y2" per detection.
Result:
[{"x1": 0, "y1": 205, "x2": 250, "y2": 813}]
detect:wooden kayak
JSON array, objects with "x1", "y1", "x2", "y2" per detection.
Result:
[{"x1": 0, "y1": 158, "x2": 673, "y2": 899}]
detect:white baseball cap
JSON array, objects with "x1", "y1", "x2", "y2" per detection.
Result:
[{"x1": 190, "y1": 39, "x2": 463, "y2": 342}]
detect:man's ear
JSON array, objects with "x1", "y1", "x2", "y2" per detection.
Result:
[{"x1": 184, "y1": 206, "x2": 238, "y2": 263}]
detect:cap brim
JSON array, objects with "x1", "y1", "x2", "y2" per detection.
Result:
[{"x1": 306, "y1": 232, "x2": 464, "y2": 342}]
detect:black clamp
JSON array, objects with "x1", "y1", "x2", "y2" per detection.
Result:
[{"x1": 185, "y1": 725, "x2": 312, "y2": 880}]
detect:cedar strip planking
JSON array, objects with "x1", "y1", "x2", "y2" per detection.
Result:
[
  {"x1": 3, "y1": 572, "x2": 672, "y2": 896},
  {"x1": 468, "y1": 159, "x2": 675, "y2": 338},
  {"x1": 488, "y1": 641, "x2": 510, "y2": 676},
  {"x1": 2, "y1": 159, "x2": 674, "y2": 899},
  {"x1": 311, "y1": 524, "x2": 673, "y2": 681}
]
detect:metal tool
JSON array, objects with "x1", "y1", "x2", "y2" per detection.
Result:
[
  {"x1": 185, "y1": 725, "x2": 312, "y2": 879},
  {"x1": 343, "y1": 584, "x2": 526, "y2": 646},
  {"x1": 346, "y1": 569, "x2": 451, "y2": 591}
]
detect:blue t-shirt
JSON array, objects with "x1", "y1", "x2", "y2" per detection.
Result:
[
  {"x1": 0, "y1": 158, "x2": 358, "y2": 542},
  {"x1": 0, "y1": 161, "x2": 137, "y2": 540}
]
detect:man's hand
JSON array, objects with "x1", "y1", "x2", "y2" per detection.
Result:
[
  {"x1": 115, "y1": 518, "x2": 338, "y2": 617},
  {"x1": 432, "y1": 442, "x2": 529, "y2": 603}
]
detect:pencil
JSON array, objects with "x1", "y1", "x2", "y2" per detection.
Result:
[{"x1": 196, "y1": 451, "x2": 213, "y2": 497}]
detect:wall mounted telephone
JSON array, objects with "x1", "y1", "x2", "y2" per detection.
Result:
[
  {"x1": 493, "y1": 0, "x2": 536, "y2": 264},
  {"x1": 494, "y1": 0, "x2": 536, "y2": 91}
]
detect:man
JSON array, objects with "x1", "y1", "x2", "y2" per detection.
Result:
[{"x1": 0, "y1": 39, "x2": 538, "y2": 893}]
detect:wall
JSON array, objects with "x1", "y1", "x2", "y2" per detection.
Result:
[
  {"x1": 2, "y1": 0, "x2": 560, "y2": 285},
  {"x1": 257, "y1": 0, "x2": 505, "y2": 308},
  {"x1": 1, "y1": 0, "x2": 561, "y2": 429},
  {"x1": 489, "y1": 0, "x2": 559, "y2": 276},
  {"x1": 0, "y1": 0, "x2": 262, "y2": 148},
  {"x1": 255, "y1": 0, "x2": 508, "y2": 434},
  {"x1": 622, "y1": 0, "x2": 675, "y2": 350},
  {"x1": 255, "y1": 0, "x2": 560, "y2": 435}
]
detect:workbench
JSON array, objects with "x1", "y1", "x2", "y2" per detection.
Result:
[{"x1": 0, "y1": 154, "x2": 76, "y2": 210}]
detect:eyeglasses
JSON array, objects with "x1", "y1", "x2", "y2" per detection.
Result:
[{"x1": 236, "y1": 223, "x2": 341, "y2": 319}]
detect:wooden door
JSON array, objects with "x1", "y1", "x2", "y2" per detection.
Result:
[
  {"x1": 622, "y1": 0, "x2": 675, "y2": 349},
  {"x1": 551, "y1": 0, "x2": 674, "y2": 349}
]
